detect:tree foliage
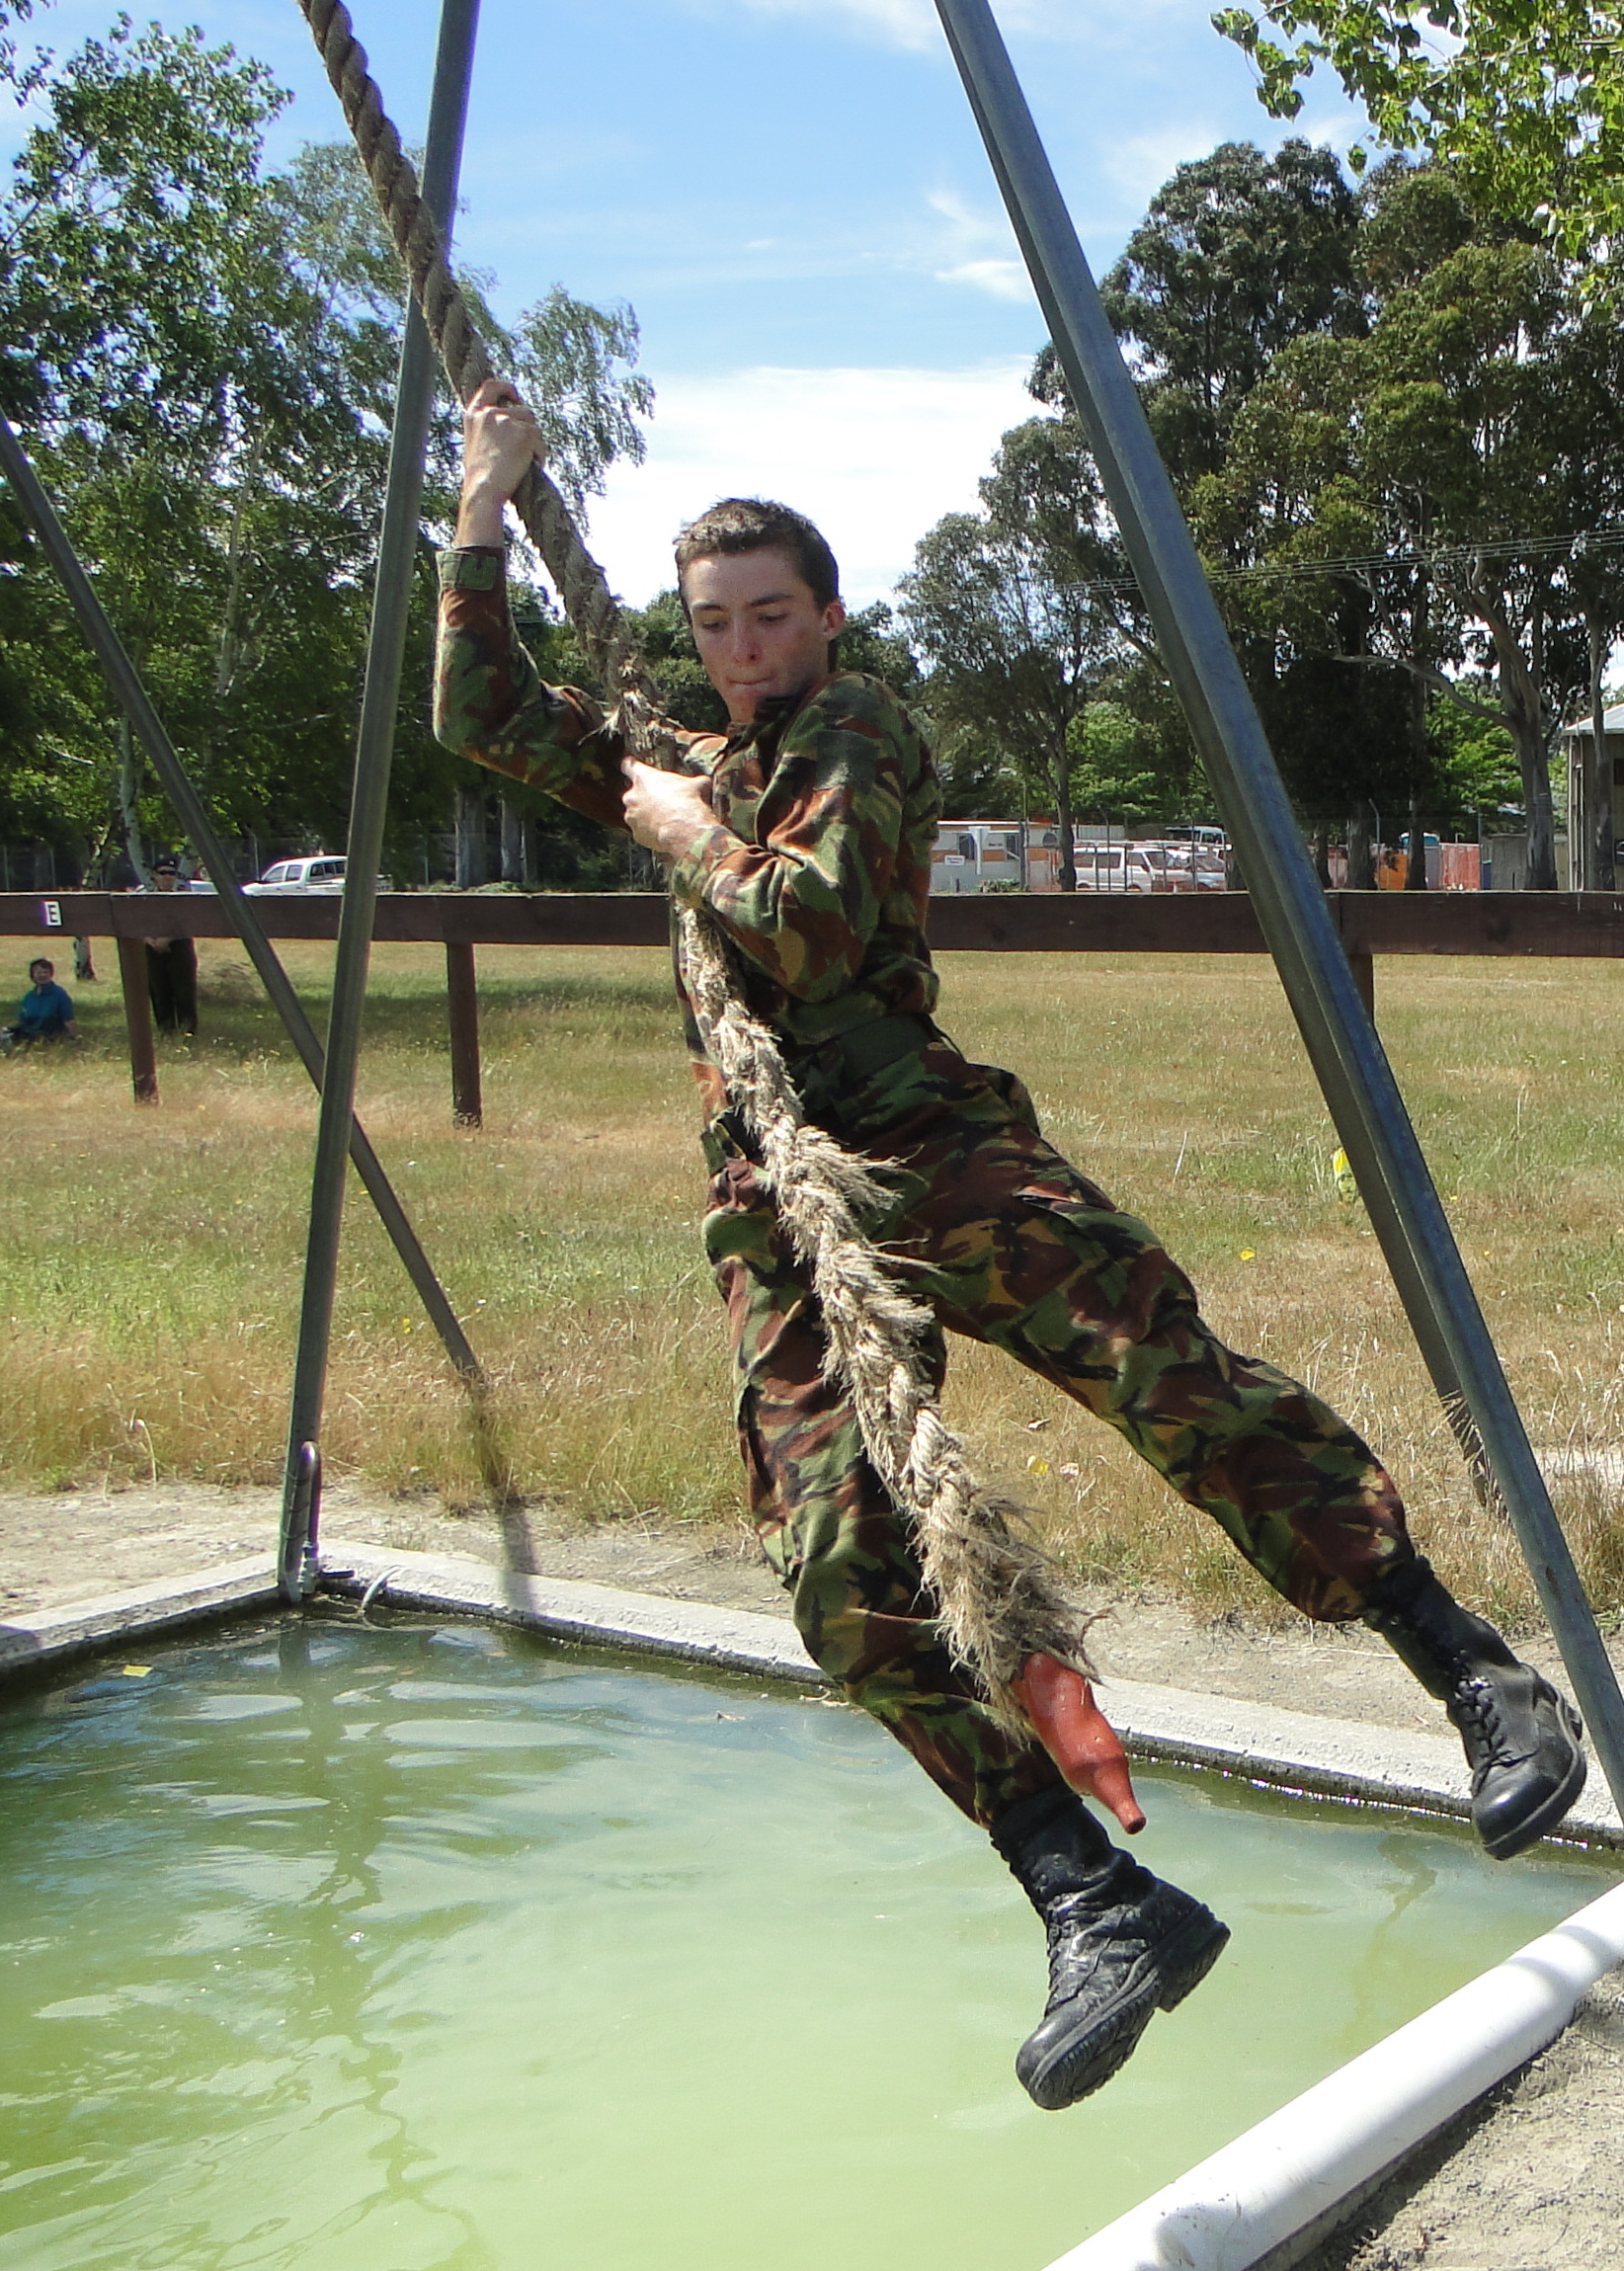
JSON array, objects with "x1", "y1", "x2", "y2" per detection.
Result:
[
  {"x1": 1213, "y1": 0, "x2": 1624, "y2": 272},
  {"x1": 900, "y1": 420, "x2": 1134, "y2": 883},
  {"x1": 1094, "y1": 138, "x2": 1365, "y2": 484},
  {"x1": 917, "y1": 137, "x2": 1624, "y2": 884},
  {"x1": 0, "y1": 20, "x2": 653, "y2": 882},
  {"x1": 1199, "y1": 158, "x2": 1623, "y2": 881}
]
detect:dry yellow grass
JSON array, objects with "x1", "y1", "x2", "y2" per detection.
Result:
[{"x1": 3, "y1": 935, "x2": 1622, "y2": 1630}]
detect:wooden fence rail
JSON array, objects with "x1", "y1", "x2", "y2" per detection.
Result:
[{"x1": 5, "y1": 888, "x2": 1624, "y2": 1115}]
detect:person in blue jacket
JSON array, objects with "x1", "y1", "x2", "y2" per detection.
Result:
[{"x1": 1, "y1": 957, "x2": 80, "y2": 1053}]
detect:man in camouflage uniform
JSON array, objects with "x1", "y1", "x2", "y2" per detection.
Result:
[{"x1": 437, "y1": 376, "x2": 1586, "y2": 2111}]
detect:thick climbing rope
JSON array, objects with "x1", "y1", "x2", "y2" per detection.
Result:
[{"x1": 295, "y1": 0, "x2": 1094, "y2": 1726}]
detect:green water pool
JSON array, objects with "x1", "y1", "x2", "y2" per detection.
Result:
[{"x1": 0, "y1": 1614, "x2": 1613, "y2": 2271}]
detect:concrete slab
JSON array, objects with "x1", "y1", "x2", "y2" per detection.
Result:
[
  {"x1": 1096, "y1": 1679, "x2": 1621, "y2": 1846},
  {"x1": 0, "y1": 1539, "x2": 1617, "y2": 1849},
  {"x1": 322, "y1": 1539, "x2": 822, "y2": 1686},
  {"x1": 0, "y1": 1556, "x2": 280, "y2": 1675}
]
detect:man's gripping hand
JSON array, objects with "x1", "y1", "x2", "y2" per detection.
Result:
[
  {"x1": 621, "y1": 757, "x2": 716, "y2": 865},
  {"x1": 455, "y1": 378, "x2": 546, "y2": 547}
]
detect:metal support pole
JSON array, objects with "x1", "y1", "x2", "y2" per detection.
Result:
[
  {"x1": 933, "y1": 0, "x2": 1624, "y2": 1819},
  {"x1": 446, "y1": 939, "x2": 483, "y2": 1126},
  {"x1": 278, "y1": 0, "x2": 481, "y2": 1601},
  {"x1": 116, "y1": 936, "x2": 159, "y2": 1102},
  {"x1": 0, "y1": 414, "x2": 479, "y2": 1387}
]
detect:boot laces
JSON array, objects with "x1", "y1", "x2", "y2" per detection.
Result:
[{"x1": 1453, "y1": 1673, "x2": 1517, "y2": 1770}]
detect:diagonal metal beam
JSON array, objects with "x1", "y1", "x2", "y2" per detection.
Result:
[
  {"x1": 0, "y1": 414, "x2": 480, "y2": 1389},
  {"x1": 278, "y1": 0, "x2": 482, "y2": 1600},
  {"x1": 933, "y1": 0, "x2": 1624, "y2": 1820}
]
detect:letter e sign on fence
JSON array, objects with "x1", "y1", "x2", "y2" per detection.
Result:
[{"x1": 40, "y1": 900, "x2": 61, "y2": 929}]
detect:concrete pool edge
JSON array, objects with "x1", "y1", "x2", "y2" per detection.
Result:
[
  {"x1": 0, "y1": 1555, "x2": 282, "y2": 1674},
  {"x1": 3, "y1": 1537, "x2": 1620, "y2": 1852}
]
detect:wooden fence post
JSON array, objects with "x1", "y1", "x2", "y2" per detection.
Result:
[
  {"x1": 116, "y1": 933, "x2": 158, "y2": 1103},
  {"x1": 1346, "y1": 949, "x2": 1375, "y2": 1028},
  {"x1": 446, "y1": 938, "x2": 482, "y2": 1127}
]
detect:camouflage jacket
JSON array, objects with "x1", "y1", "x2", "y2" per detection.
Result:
[{"x1": 435, "y1": 546, "x2": 942, "y2": 1116}]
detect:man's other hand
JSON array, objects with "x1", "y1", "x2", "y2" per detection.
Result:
[
  {"x1": 456, "y1": 379, "x2": 546, "y2": 547},
  {"x1": 620, "y1": 758, "x2": 715, "y2": 863}
]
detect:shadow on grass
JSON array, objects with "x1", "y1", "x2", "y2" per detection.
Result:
[
  {"x1": 44, "y1": 966, "x2": 683, "y2": 1069},
  {"x1": 191, "y1": 967, "x2": 681, "y2": 1058}
]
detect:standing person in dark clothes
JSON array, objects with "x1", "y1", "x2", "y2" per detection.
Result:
[
  {"x1": 433, "y1": 376, "x2": 1587, "y2": 2113},
  {"x1": 1, "y1": 957, "x2": 79, "y2": 1054},
  {"x1": 144, "y1": 855, "x2": 199, "y2": 1036}
]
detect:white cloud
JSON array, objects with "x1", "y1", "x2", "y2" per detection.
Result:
[
  {"x1": 722, "y1": 0, "x2": 938, "y2": 50},
  {"x1": 935, "y1": 258, "x2": 1033, "y2": 300},
  {"x1": 922, "y1": 187, "x2": 1030, "y2": 295},
  {"x1": 1102, "y1": 125, "x2": 1227, "y2": 207},
  {"x1": 1293, "y1": 108, "x2": 1371, "y2": 158},
  {"x1": 580, "y1": 361, "x2": 1041, "y2": 608},
  {"x1": 714, "y1": 0, "x2": 1194, "y2": 52}
]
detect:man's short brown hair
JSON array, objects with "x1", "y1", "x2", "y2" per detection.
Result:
[{"x1": 673, "y1": 498, "x2": 840, "y2": 609}]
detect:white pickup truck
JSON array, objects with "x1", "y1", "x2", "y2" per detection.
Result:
[{"x1": 243, "y1": 856, "x2": 384, "y2": 894}]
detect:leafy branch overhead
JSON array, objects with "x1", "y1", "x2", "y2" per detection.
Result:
[{"x1": 1212, "y1": 0, "x2": 1624, "y2": 269}]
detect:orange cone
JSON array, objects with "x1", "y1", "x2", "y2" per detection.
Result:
[{"x1": 1014, "y1": 1653, "x2": 1146, "y2": 1834}]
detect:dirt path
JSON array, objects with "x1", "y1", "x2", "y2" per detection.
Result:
[{"x1": 3, "y1": 1479, "x2": 1620, "y2": 2266}]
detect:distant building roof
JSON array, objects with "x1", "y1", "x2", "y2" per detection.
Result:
[{"x1": 1561, "y1": 702, "x2": 1624, "y2": 737}]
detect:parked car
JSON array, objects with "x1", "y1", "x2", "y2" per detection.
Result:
[
  {"x1": 1073, "y1": 846, "x2": 1157, "y2": 893},
  {"x1": 1153, "y1": 845, "x2": 1227, "y2": 893},
  {"x1": 242, "y1": 855, "x2": 385, "y2": 894}
]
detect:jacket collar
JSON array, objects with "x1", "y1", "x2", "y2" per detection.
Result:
[{"x1": 722, "y1": 674, "x2": 827, "y2": 761}]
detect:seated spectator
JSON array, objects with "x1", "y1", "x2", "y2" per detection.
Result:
[{"x1": 1, "y1": 957, "x2": 80, "y2": 1054}]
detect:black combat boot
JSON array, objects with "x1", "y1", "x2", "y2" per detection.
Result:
[
  {"x1": 1363, "y1": 1556, "x2": 1586, "y2": 1860},
  {"x1": 990, "y1": 1785, "x2": 1229, "y2": 2111}
]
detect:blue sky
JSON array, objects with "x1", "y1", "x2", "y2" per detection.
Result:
[{"x1": 5, "y1": 0, "x2": 1371, "y2": 602}]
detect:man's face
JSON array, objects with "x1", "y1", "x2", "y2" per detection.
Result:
[
  {"x1": 683, "y1": 547, "x2": 846, "y2": 725},
  {"x1": 28, "y1": 964, "x2": 50, "y2": 990},
  {"x1": 153, "y1": 867, "x2": 179, "y2": 892}
]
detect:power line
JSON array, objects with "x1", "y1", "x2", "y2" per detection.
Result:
[{"x1": 1066, "y1": 524, "x2": 1624, "y2": 605}]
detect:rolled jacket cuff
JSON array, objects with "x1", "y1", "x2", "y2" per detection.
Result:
[
  {"x1": 437, "y1": 545, "x2": 505, "y2": 593},
  {"x1": 668, "y1": 823, "x2": 745, "y2": 907}
]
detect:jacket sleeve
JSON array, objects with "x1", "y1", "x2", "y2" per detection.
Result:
[
  {"x1": 665, "y1": 689, "x2": 905, "y2": 1002},
  {"x1": 434, "y1": 546, "x2": 630, "y2": 833}
]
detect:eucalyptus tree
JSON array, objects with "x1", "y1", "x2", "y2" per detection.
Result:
[
  {"x1": 0, "y1": 19, "x2": 325, "y2": 871},
  {"x1": 901, "y1": 418, "x2": 1141, "y2": 887},
  {"x1": 1094, "y1": 138, "x2": 1366, "y2": 489},
  {"x1": 1034, "y1": 139, "x2": 1384, "y2": 851}
]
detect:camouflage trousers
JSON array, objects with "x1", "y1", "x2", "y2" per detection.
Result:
[{"x1": 701, "y1": 1031, "x2": 1415, "y2": 1829}]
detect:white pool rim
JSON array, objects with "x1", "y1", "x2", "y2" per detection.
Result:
[{"x1": 1044, "y1": 1875, "x2": 1624, "y2": 2271}]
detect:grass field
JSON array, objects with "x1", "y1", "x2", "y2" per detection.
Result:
[{"x1": 4, "y1": 935, "x2": 1623, "y2": 1630}]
